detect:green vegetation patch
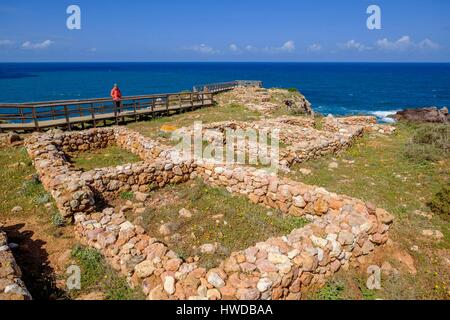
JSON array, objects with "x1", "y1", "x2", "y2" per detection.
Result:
[
  {"x1": 70, "y1": 145, "x2": 141, "y2": 171},
  {"x1": 0, "y1": 146, "x2": 55, "y2": 219},
  {"x1": 428, "y1": 183, "x2": 450, "y2": 222},
  {"x1": 403, "y1": 123, "x2": 449, "y2": 164},
  {"x1": 70, "y1": 245, "x2": 145, "y2": 300},
  {"x1": 127, "y1": 103, "x2": 260, "y2": 143},
  {"x1": 287, "y1": 122, "x2": 449, "y2": 300},
  {"x1": 125, "y1": 179, "x2": 308, "y2": 269}
]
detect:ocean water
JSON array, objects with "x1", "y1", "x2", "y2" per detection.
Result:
[{"x1": 1, "y1": 62, "x2": 450, "y2": 121}]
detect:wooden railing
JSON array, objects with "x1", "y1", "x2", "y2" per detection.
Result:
[
  {"x1": 193, "y1": 80, "x2": 262, "y2": 93},
  {"x1": 0, "y1": 92, "x2": 213, "y2": 132}
]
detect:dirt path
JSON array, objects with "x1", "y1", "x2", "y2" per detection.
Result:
[{"x1": 2, "y1": 215, "x2": 76, "y2": 300}]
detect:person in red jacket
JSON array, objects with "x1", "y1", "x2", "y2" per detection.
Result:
[{"x1": 111, "y1": 83, "x2": 122, "y2": 111}]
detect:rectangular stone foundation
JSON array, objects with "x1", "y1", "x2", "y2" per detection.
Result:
[{"x1": 25, "y1": 125, "x2": 394, "y2": 300}]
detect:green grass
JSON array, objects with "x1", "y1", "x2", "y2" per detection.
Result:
[
  {"x1": 125, "y1": 179, "x2": 308, "y2": 269},
  {"x1": 311, "y1": 280, "x2": 346, "y2": 300},
  {"x1": 70, "y1": 145, "x2": 141, "y2": 171},
  {"x1": 127, "y1": 103, "x2": 261, "y2": 142},
  {"x1": 0, "y1": 146, "x2": 146, "y2": 300},
  {"x1": 120, "y1": 191, "x2": 134, "y2": 201},
  {"x1": 428, "y1": 183, "x2": 450, "y2": 222},
  {"x1": 70, "y1": 245, "x2": 145, "y2": 300},
  {"x1": 287, "y1": 122, "x2": 450, "y2": 300},
  {"x1": 0, "y1": 147, "x2": 55, "y2": 219}
]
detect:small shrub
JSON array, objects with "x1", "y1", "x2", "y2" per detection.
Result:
[
  {"x1": 428, "y1": 183, "x2": 450, "y2": 221},
  {"x1": 70, "y1": 245, "x2": 144, "y2": 300},
  {"x1": 314, "y1": 280, "x2": 345, "y2": 300},
  {"x1": 51, "y1": 212, "x2": 66, "y2": 227},
  {"x1": 120, "y1": 191, "x2": 134, "y2": 200},
  {"x1": 35, "y1": 193, "x2": 51, "y2": 205},
  {"x1": 287, "y1": 88, "x2": 299, "y2": 93},
  {"x1": 19, "y1": 179, "x2": 42, "y2": 197},
  {"x1": 148, "y1": 182, "x2": 158, "y2": 191},
  {"x1": 71, "y1": 245, "x2": 104, "y2": 288},
  {"x1": 403, "y1": 124, "x2": 449, "y2": 164},
  {"x1": 412, "y1": 124, "x2": 449, "y2": 151},
  {"x1": 403, "y1": 143, "x2": 442, "y2": 163}
]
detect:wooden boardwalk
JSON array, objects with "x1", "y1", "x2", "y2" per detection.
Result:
[
  {"x1": 0, "y1": 93, "x2": 213, "y2": 132},
  {"x1": 0, "y1": 81, "x2": 262, "y2": 132},
  {"x1": 0, "y1": 80, "x2": 262, "y2": 132}
]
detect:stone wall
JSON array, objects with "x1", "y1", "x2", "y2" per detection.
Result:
[
  {"x1": 174, "y1": 116, "x2": 367, "y2": 170},
  {"x1": 73, "y1": 160, "x2": 393, "y2": 300},
  {"x1": 0, "y1": 229, "x2": 32, "y2": 300},
  {"x1": 323, "y1": 115, "x2": 396, "y2": 135},
  {"x1": 215, "y1": 87, "x2": 314, "y2": 116},
  {"x1": 24, "y1": 127, "x2": 181, "y2": 219},
  {"x1": 25, "y1": 124, "x2": 394, "y2": 300}
]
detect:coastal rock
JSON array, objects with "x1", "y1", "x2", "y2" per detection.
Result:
[{"x1": 392, "y1": 107, "x2": 449, "y2": 123}]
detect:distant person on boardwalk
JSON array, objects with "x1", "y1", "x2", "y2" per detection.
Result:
[{"x1": 111, "y1": 83, "x2": 122, "y2": 111}]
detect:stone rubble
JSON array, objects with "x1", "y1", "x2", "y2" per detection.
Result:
[
  {"x1": 215, "y1": 87, "x2": 314, "y2": 115},
  {"x1": 175, "y1": 115, "x2": 394, "y2": 170},
  {"x1": 0, "y1": 229, "x2": 32, "y2": 300}
]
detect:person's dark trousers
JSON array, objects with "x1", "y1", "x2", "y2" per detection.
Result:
[{"x1": 115, "y1": 100, "x2": 121, "y2": 112}]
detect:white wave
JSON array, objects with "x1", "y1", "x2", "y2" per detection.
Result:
[{"x1": 370, "y1": 110, "x2": 399, "y2": 123}]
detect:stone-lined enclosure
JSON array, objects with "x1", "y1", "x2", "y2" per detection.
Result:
[
  {"x1": 174, "y1": 115, "x2": 395, "y2": 170},
  {"x1": 24, "y1": 118, "x2": 395, "y2": 300}
]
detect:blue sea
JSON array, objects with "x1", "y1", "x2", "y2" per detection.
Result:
[{"x1": 1, "y1": 62, "x2": 450, "y2": 121}]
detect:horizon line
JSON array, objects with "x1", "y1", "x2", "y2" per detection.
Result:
[{"x1": 1, "y1": 61, "x2": 450, "y2": 64}]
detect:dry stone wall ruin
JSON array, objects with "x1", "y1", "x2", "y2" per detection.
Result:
[
  {"x1": 0, "y1": 229, "x2": 32, "y2": 300},
  {"x1": 24, "y1": 117, "x2": 395, "y2": 300}
]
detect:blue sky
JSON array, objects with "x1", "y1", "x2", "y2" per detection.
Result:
[{"x1": 0, "y1": 0, "x2": 449, "y2": 62}]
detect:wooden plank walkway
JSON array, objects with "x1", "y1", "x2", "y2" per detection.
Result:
[{"x1": 0, "y1": 80, "x2": 262, "y2": 132}]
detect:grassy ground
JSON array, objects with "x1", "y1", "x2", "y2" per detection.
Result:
[
  {"x1": 0, "y1": 146, "x2": 144, "y2": 300},
  {"x1": 127, "y1": 103, "x2": 261, "y2": 143},
  {"x1": 124, "y1": 179, "x2": 308, "y2": 269},
  {"x1": 68, "y1": 245, "x2": 145, "y2": 300},
  {"x1": 287, "y1": 123, "x2": 449, "y2": 300},
  {"x1": 70, "y1": 145, "x2": 142, "y2": 171}
]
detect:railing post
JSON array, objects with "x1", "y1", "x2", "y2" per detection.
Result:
[
  {"x1": 151, "y1": 98, "x2": 155, "y2": 118},
  {"x1": 64, "y1": 105, "x2": 71, "y2": 131},
  {"x1": 165, "y1": 95, "x2": 169, "y2": 116},
  {"x1": 133, "y1": 100, "x2": 138, "y2": 122},
  {"x1": 19, "y1": 107, "x2": 25, "y2": 123},
  {"x1": 90, "y1": 103, "x2": 96, "y2": 127},
  {"x1": 31, "y1": 106, "x2": 40, "y2": 131}
]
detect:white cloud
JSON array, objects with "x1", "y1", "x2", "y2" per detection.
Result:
[
  {"x1": 418, "y1": 38, "x2": 440, "y2": 50},
  {"x1": 307, "y1": 43, "x2": 322, "y2": 52},
  {"x1": 22, "y1": 40, "x2": 54, "y2": 50},
  {"x1": 339, "y1": 40, "x2": 371, "y2": 51},
  {"x1": 0, "y1": 40, "x2": 14, "y2": 46},
  {"x1": 229, "y1": 44, "x2": 239, "y2": 52},
  {"x1": 375, "y1": 36, "x2": 440, "y2": 51},
  {"x1": 376, "y1": 36, "x2": 412, "y2": 51},
  {"x1": 280, "y1": 40, "x2": 295, "y2": 52},
  {"x1": 260, "y1": 40, "x2": 296, "y2": 53},
  {"x1": 183, "y1": 44, "x2": 218, "y2": 54}
]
